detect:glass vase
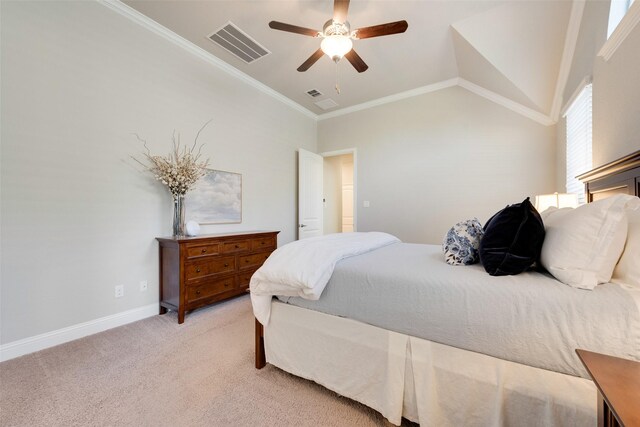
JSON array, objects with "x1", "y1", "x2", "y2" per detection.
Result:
[{"x1": 173, "y1": 195, "x2": 186, "y2": 237}]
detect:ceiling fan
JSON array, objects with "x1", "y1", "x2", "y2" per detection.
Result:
[{"x1": 268, "y1": 0, "x2": 408, "y2": 74}]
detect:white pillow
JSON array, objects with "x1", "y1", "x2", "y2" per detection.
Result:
[
  {"x1": 612, "y1": 208, "x2": 640, "y2": 287},
  {"x1": 540, "y1": 194, "x2": 640, "y2": 290}
]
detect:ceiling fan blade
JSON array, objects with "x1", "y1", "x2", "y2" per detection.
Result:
[
  {"x1": 297, "y1": 49, "x2": 325, "y2": 72},
  {"x1": 345, "y1": 49, "x2": 368, "y2": 73},
  {"x1": 269, "y1": 21, "x2": 319, "y2": 37},
  {"x1": 354, "y1": 20, "x2": 408, "y2": 39},
  {"x1": 333, "y1": 0, "x2": 350, "y2": 23}
]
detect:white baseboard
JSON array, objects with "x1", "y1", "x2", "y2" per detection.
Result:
[{"x1": 0, "y1": 303, "x2": 159, "y2": 362}]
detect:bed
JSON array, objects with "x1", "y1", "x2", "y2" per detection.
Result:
[{"x1": 253, "y1": 150, "x2": 640, "y2": 426}]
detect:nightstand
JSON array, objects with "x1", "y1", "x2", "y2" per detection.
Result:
[{"x1": 576, "y1": 349, "x2": 640, "y2": 427}]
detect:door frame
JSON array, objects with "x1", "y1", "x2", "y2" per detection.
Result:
[{"x1": 319, "y1": 148, "x2": 357, "y2": 232}]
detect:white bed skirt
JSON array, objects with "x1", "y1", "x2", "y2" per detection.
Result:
[{"x1": 264, "y1": 302, "x2": 596, "y2": 426}]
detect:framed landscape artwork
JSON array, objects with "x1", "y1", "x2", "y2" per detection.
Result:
[{"x1": 185, "y1": 169, "x2": 242, "y2": 224}]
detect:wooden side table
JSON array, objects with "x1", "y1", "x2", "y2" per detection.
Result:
[{"x1": 576, "y1": 349, "x2": 640, "y2": 427}]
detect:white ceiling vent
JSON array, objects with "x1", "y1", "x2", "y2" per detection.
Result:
[
  {"x1": 306, "y1": 89, "x2": 323, "y2": 98},
  {"x1": 315, "y1": 99, "x2": 339, "y2": 110},
  {"x1": 208, "y1": 22, "x2": 270, "y2": 64}
]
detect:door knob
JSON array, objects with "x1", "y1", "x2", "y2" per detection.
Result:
[{"x1": 299, "y1": 224, "x2": 307, "y2": 228}]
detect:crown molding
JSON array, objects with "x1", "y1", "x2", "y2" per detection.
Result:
[
  {"x1": 458, "y1": 79, "x2": 554, "y2": 126},
  {"x1": 98, "y1": 0, "x2": 317, "y2": 120},
  {"x1": 598, "y1": 0, "x2": 640, "y2": 61},
  {"x1": 550, "y1": 0, "x2": 586, "y2": 121},
  {"x1": 317, "y1": 79, "x2": 459, "y2": 120},
  {"x1": 318, "y1": 77, "x2": 555, "y2": 126}
]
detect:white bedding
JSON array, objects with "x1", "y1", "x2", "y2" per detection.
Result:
[
  {"x1": 250, "y1": 232, "x2": 400, "y2": 324},
  {"x1": 277, "y1": 243, "x2": 640, "y2": 377},
  {"x1": 266, "y1": 301, "x2": 597, "y2": 426}
]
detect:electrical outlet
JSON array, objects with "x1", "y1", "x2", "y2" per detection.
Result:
[
  {"x1": 115, "y1": 285, "x2": 124, "y2": 298},
  {"x1": 139, "y1": 281, "x2": 148, "y2": 292}
]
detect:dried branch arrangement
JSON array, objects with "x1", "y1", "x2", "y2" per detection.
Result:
[{"x1": 133, "y1": 121, "x2": 211, "y2": 198}]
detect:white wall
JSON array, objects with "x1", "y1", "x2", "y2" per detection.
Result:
[
  {"x1": 323, "y1": 156, "x2": 343, "y2": 234},
  {"x1": 0, "y1": 1, "x2": 316, "y2": 344},
  {"x1": 340, "y1": 157, "x2": 354, "y2": 232},
  {"x1": 318, "y1": 86, "x2": 556, "y2": 244},
  {"x1": 592, "y1": 20, "x2": 640, "y2": 165},
  {"x1": 323, "y1": 154, "x2": 353, "y2": 234}
]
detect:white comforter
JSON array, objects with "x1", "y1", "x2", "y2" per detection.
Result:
[{"x1": 250, "y1": 232, "x2": 400, "y2": 325}]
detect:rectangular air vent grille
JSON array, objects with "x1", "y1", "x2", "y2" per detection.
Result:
[
  {"x1": 208, "y1": 22, "x2": 270, "y2": 64},
  {"x1": 306, "y1": 89, "x2": 323, "y2": 98},
  {"x1": 315, "y1": 99, "x2": 339, "y2": 110}
]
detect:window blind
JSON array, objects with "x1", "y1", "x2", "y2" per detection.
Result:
[{"x1": 564, "y1": 83, "x2": 592, "y2": 205}]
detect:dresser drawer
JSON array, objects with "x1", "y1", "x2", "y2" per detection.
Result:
[
  {"x1": 187, "y1": 277, "x2": 235, "y2": 302},
  {"x1": 221, "y1": 240, "x2": 250, "y2": 254},
  {"x1": 251, "y1": 236, "x2": 276, "y2": 251},
  {"x1": 238, "y1": 268, "x2": 258, "y2": 290},
  {"x1": 186, "y1": 256, "x2": 235, "y2": 280},
  {"x1": 185, "y1": 243, "x2": 220, "y2": 259},
  {"x1": 239, "y1": 252, "x2": 271, "y2": 270}
]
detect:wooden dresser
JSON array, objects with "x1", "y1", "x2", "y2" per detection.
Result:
[{"x1": 157, "y1": 231, "x2": 279, "y2": 323}]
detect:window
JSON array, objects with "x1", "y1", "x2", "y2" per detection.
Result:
[
  {"x1": 564, "y1": 83, "x2": 592, "y2": 205},
  {"x1": 608, "y1": 0, "x2": 636, "y2": 38}
]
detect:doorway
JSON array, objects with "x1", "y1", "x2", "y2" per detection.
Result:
[{"x1": 321, "y1": 149, "x2": 357, "y2": 234}]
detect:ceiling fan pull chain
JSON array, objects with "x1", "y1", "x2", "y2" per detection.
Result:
[{"x1": 335, "y1": 62, "x2": 341, "y2": 95}]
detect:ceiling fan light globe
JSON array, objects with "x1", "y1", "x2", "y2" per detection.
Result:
[{"x1": 321, "y1": 35, "x2": 353, "y2": 61}]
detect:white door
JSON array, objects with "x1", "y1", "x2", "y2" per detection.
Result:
[{"x1": 298, "y1": 148, "x2": 323, "y2": 239}]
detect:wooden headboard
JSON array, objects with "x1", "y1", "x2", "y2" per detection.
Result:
[{"x1": 577, "y1": 150, "x2": 640, "y2": 202}]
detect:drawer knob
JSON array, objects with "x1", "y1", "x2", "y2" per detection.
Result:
[
  {"x1": 201, "y1": 248, "x2": 207, "y2": 253},
  {"x1": 235, "y1": 244, "x2": 240, "y2": 249},
  {"x1": 196, "y1": 290, "x2": 201, "y2": 295},
  {"x1": 225, "y1": 282, "x2": 230, "y2": 287},
  {"x1": 245, "y1": 259, "x2": 250, "y2": 263},
  {"x1": 196, "y1": 268, "x2": 201, "y2": 273},
  {"x1": 224, "y1": 263, "x2": 229, "y2": 267},
  {"x1": 261, "y1": 241, "x2": 265, "y2": 245}
]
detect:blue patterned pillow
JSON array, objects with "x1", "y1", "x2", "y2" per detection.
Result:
[{"x1": 442, "y1": 219, "x2": 484, "y2": 265}]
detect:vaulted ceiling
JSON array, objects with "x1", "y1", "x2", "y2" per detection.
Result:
[{"x1": 123, "y1": 0, "x2": 578, "y2": 122}]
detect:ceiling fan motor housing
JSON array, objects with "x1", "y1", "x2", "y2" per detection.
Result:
[{"x1": 323, "y1": 20, "x2": 350, "y2": 37}]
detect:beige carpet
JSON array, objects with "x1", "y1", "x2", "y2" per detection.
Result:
[{"x1": 0, "y1": 295, "x2": 413, "y2": 426}]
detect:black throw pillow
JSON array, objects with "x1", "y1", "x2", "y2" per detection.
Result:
[{"x1": 479, "y1": 197, "x2": 545, "y2": 276}]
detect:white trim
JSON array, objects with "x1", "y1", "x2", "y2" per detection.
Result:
[
  {"x1": 561, "y1": 76, "x2": 592, "y2": 117},
  {"x1": 317, "y1": 79, "x2": 459, "y2": 120},
  {"x1": 598, "y1": 0, "x2": 640, "y2": 61},
  {"x1": 320, "y1": 149, "x2": 358, "y2": 233},
  {"x1": 98, "y1": 0, "x2": 317, "y2": 120},
  {"x1": 320, "y1": 148, "x2": 356, "y2": 156},
  {"x1": 458, "y1": 79, "x2": 555, "y2": 126},
  {"x1": 0, "y1": 304, "x2": 158, "y2": 362},
  {"x1": 550, "y1": 0, "x2": 586, "y2": 121}
]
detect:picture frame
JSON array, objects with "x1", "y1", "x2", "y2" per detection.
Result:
[{"x1": 185, "y1": 169, "x2": 242, "y2": 224}]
